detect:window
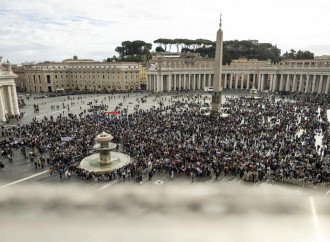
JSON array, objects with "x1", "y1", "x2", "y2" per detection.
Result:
[{"x1": 46, "y1": 75, "x2": 51, "y2": 84}]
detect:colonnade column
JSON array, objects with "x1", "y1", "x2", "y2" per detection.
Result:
[
  {"x1": 325, "y1": 76, "x2": 330, "y2": 95},
  {"x1": 291, "y1": 74, "x2": 297, "y2": 92},
  {"x1": 235, "y1": 74, "x2": 238, "y2": 89},
  {"x1": 197, "y1": 74, "x2": 200, "y2": 90},
  {"x1": 156, "y1": 75, "x2": 160, "y2": 92},
  {"x1": 252, "y1": 74, "x2": 256, "y2": 89},
  {"x1": 273, "y1": 74, "x2": 278, "y2": 92},
  {"x1": 201, "y1": 74, "x2": 205, "y2": 89},
  {"x1": 279, "y1": 74, "x2": 284, "y2": 91},
  {"x1": 154, "y1": 75, "x2": 157, "y2": 92},
  {"x1": 257, "y1": 74, "x2": 261, "y2": 91},
  {"x1": 241, "y1": 74, "x2": 244, "y2": 89},
  {"x1": 246, "y1": 74, "x2": 250, "y2": 90},
  {"x1": 188, "y1": 74, "x2": 191, "y2": 90},
  {"x1": 5, "y1": 86, "x2": 14, "y2": 115},
  {"x1": 193, "y1": 74, "x2": 196, "y2": 89},
  {"x1": 285, "y1": 74, "x2": 290, "y2": 91},
  {"x1": 184, "y1": 74, "x2": 187, "y2": 90},
  {"x1": 269, "y1": 75, "x2": 273, "y2": 91},
  {"x1": 261, "y1": 74, "x2": 265, "y2": 91},
  {"x1": 150, "y1": 75, "x2": 153, "y2": 92},
  {"x1": 0, "y1": 87, "x2": 5, "y2": 122},
  {"x1": 168, "y1": 74, "x2": 172, "y2": 91},
  {"x1": 318, "y1": 75, "x2": 323, "y2": 94},
  {"x1": 151, "y1": 74, "x2": 155, "y2": 91},
  {"x1": 151, "y1": 75, "x2": 154, "y2": 91},
  {"x1": 192, "y1": 74, "x2": 195, "y2": 90},
  {"x1": 305, "y1": 75, "x2": 310, "y2": 93},
  {"x1": 229, "y1": 73, "x2": 233, "y2": 89},
  {"x1": 146, "y1": 75, "x2": 149, "y2": 90},
  {"x1": 224, "y1": 74, "x2": 228, "y2": 89},
  {"x1": 150, "y1": 75, "x2": 154, "y2": 92},
  {"x1": 11, "y1": 85, "x2": 19, "y2": 115},
  {"x1": 311, "y1": 75, "x2": 317, "y2": 93},
  {"x1": 298, "y1": 75, "x2": 303, "y2": 93},
  {"x1": 208, "y1": 74, "x2": 212, "y2": 88}
]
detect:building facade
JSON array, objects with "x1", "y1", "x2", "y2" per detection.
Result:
[
  {"x1": 146, "y1": 56, "x2": 330, "y2": 95},
  {"x1": 23, "y1": 57, "x2": 142, "y2": 93},
  {"x1": 139, "y1": 63, "x2": 147, "y2": 90},
  {"x1": 13, "y1": 66, "x2": 26, "y2": 91},
  {"x1": 0, "y1": 57, "x2": 20, "y2": 122}
]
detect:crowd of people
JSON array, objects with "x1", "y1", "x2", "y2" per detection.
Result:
[{"x1": 0, "y1": 91, "x2": 329, "y2": 186}]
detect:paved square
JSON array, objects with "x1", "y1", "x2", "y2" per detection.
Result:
[{"x1": 155, "y1": 180, "x2": 164, "y2": 185}]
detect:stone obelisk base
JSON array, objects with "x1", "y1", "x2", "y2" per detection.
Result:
[{"x1": 211, "y1": 91, "x2": 222, "y2": 113}]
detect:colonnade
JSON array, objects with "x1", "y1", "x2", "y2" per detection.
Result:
[
  {"x1": 147, "y1": 71, "x2": 330, "y2": 95},
  {"x1": 147, "y1": 73, "x2": 214, "y2": 92},
  {"x1": 0, "y1": 84, "x2": 19, "y2": 122}
]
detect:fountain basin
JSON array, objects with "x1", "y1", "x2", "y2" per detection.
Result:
[
  {"x1": 93, "y1": 142, "x2": 117, "y2": 152},
  {"x1": 79, "y1": 152, "x2": 131, "y2": 174}
]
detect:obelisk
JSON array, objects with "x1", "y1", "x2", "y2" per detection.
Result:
[{"x1": 211, "y1": 14, "x2": 224, "y2": 113}]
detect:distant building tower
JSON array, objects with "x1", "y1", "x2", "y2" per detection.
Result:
[
  {"x1": 249, "y1": 39, "x2": 259, "y2": 45},
  {"x1": 211, "y1": 14, "x2": 224, "y2": 113}
]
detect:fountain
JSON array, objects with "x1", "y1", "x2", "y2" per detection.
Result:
[
  {"x1": 79, "y1": 132, "x2": 130, "y2": 173},
  {"x1": 249, "y1": 87, "x2": 258, "y2": 99}
]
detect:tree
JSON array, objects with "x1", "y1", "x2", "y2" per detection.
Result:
[
  {"x1": 121, "y1": 41, "x2": 133, "y2": 56},
  {"x1": 112, "y1": 40, "x2": 153, "y2": 63},
  {"x1": 173, "y1": 39, "x2": 182, "y2": 53},
  {"x1": 155, "y1": 46, "x2": 165, "y2": 52},
  {"x1": 154, "y1": 38, "x2": 169, "y2": 51},
  {"x1": 288, "y1": 49, "x2": 296, "y2": 59},
  {"x1": 115, "y1": 47, "x2": 125, "y2": 57},
  {"x1": 167, "y1": 39, "x2": 176, "y2": 52},
  {"x1": 106, "y1": 56, "x2": 118, "y2": 62},
  {"x1": 296, "y1": 50, "x2": 314, "y2": 59},
  {"x1": 281, "y1": 49, "x2": 314, "y2": 60}
]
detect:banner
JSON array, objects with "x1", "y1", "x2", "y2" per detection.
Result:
[
  {"x1": 105, "y1": 111, "x2": 121, "y2": 115},
  {"x1": 61, "y1": 137, "x2": 72, "y2": 141}
]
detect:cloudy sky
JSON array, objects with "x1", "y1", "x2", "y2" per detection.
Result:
[{"x1": 1, "y1": 0, "x2": 330, "y2": 64}]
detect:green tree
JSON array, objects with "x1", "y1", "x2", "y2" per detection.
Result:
[{"x1": 155, "y1": 46, "x2": 165, "y2": 52}]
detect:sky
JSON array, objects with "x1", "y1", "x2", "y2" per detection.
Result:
[{"x1": 0, "y1": 0, "x2": 330, "y2": 64}]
